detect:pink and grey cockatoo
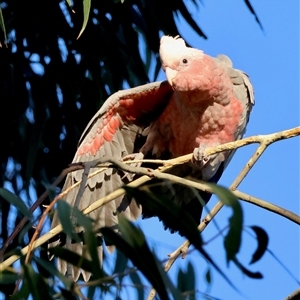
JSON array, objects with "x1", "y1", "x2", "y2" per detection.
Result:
[{"x1": 50, "y1": 35, "x2": 254, "y2": 281}]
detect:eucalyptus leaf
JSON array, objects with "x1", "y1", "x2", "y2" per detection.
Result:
[
  {"x1": 0, "y1": 188, "x2": 31, "y2": 218},
  {"x1": 77, "y1": 0, "x2": 91, "y2": 38},
  {"x1": 208, "y1": 184, "x2": 243, "y2": 264},
  {"x1": 101, "y1": 216, "x2": 182, "y2": 300},
  {"x1": 249, "y1": 226, "x2": 269, "y2": 264}
]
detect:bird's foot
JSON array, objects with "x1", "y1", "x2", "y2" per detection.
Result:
[{"x1": 192, "y1": 145, "x2": 210, "y2": 169}]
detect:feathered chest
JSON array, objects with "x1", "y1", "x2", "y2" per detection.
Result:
[{"x1": 142, "y1": 89, "x2": 243, "y2": 158}]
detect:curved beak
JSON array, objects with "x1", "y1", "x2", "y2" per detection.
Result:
[{"x1": 165, "y1": 67, "x2": 177, "y2": 86}]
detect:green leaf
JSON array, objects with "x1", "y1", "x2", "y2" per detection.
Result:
[
  {"x1": 48, "y1": 247, "x2": 94, "y2": 274},
  {"x1": 249, "y1": 226, "x2": 269, "y2": 264},
  {"x1": 18, "y1": 220, "x2": 33, "y2": 244},
  {"x1": 129, "y1": 272, "x2": 144, "y2": 300},
  {"x1": 208, "y1": 184, "x2": 243, "y2": 264},
  {"x1": 205, "y1": 268, "x2": 212, "y2": 285},
  {"x1": 33, "y1": 256, "x2": 74, "y2": 289},
  {"x1": 177, "y1": 268, "x2": 185, "y2": 293},
  {"x1": 177, "y1": 263, "x2": 196, "y2": 298},
  {"x1": 22, "y1": 264, "x2": 52, "y2": 300},
  {"x1": 10, "y1": 279, "x2": 30, "y2": 300},
  {"x1": 59, "y1": 288, "x2": 78, "y2": 300},
  {"x1": 233, "y1": 257, "x2": 263, "y2": 279},
  {"x1": 56, "y1": 200, "x2": 105, "y2": 280},
  {"x1": 77, "y1": 0, "x2": 91, "y2": 39},
  {"x1": 113, "y1": 250, "x2": 129, "y2": 279},
  {"x1": 0, "y1": 272, "x2": 19, "y2": 284},
  {"x1": 186, "y1": 262, "x2": 196, "y2": 294},
  {"x1": 64, "y1": 0, "x2": 73, "y2": 8},
  {"x1": 71, "y1": 203, "x2": 94, "y2": 230},
  {"x1": 0, "y1": 188, "x2": 31, "y2": 218},
  {"x1": 125, "y1": 186, "x2": 237, "y2": 290},
  {"x1": 101, "y1": 216, "x2": 182, "y2": 300},
  {"x1": 83, "y1": 229, "x2": 105, "y2": 280},
  {"x1": 56, "y1": 200, "x2": 81, "y2": 243}
]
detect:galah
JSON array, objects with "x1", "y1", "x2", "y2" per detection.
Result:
[{"x1": 49, "y1": 35, "x2": 254, "y2": 281}]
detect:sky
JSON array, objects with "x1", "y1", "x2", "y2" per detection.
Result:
[{"x1": 130, "y1": 1, "x2": 299, "y2": 299}]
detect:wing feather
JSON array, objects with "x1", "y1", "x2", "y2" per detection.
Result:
[{"x1": 50, "y1": 81, "x2": 173, "y2": 281}]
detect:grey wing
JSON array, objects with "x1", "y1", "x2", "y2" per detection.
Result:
[
  {"x1": 49, "y1": 80, "x2": 173, "y2": 281},
  {"x1": 217, "y1": 54, "x2": 255, "y2": 169}
]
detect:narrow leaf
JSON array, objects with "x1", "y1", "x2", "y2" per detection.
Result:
[
  {"x1": 77, "y1": 0, "x2": 91, "y2": 39},
  {"x1": 249, "y1": 226, "x2": 269, "y2": 264},
  {"x1": 22, "y1": 264, "x2": 52, "y2": 300},
  {"x1": 0, "y1": 188, "x2": 31, "y2": 217},
  {"x1": 233, "y1": 258, "x2": 263, "y2": 279},
  {"x1": 208, "y1": 184, "x2": 243, "y2": 263},
  {"x1": 125, "y1": 186, "x2": 238, "y2": 291},
  {"x1": 48, "y1": 247, "x2": 94, "y2": 274},
  {"x1": 244, "y1": 0, "x2": 264, "y2": 31},
  {"x1": 101, "y1": 216, "x2": 182, "y2": 300},
  {"x1": 33, "y1": 256, "x2": 73, "y2": 289},
  {"x1": 0, "y1": 272, "x2": 19, "y2": 284},
  {"x1": 56, "y1": 200, "x2": 81, "y2": 243},
  {"x1": 83, "y1": 229, "x2": 104, "y2": 279},
  {"x1": 129, "y1": 272, "x2": 144, "y2": 300},
  {"x1": 64, "y1": 0, "x2": 73, "y2": 8},
  {"x1": 186, "y1": 262, "x2": 196, "y2": 293},
  {"x1": 113, "y1": 250, "x2": 129, "y2": 277},
  {"x1": 10, "y1": 279, "x2": 30, "y2": 300},
  {"x1": 205, "y1": 268, "x2": 212, "y2": 285}
]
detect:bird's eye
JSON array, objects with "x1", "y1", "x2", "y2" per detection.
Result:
[{"x1": 182, "y1": 58, "x2": 188, "y2": 64}]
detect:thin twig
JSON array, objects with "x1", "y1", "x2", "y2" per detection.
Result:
[
  {"x1": 146, "y1": 126, "x2": 300, "y2": 300},
  {"x1": 1, "y1": 127, "x2": 299, "y2": 275}
]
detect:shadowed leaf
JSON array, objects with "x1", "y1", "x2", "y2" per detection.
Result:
[
  {"x1": 22, "y1": 264, "x2": 52, "y2": 300},
  {"x1": 249, "y1": 226, "x2": 269, "y2": 264},
  {"x1": 244, "y1": 0, "x2": 264, "y2": 31},
  {"x1": 0, "y1": 272, "x2": 19, "y2": 285},
  {"x1": 34, "y1": 256, "x2": 74, "y2": 289},
  {"x1": 208, "y1": 184, "x2": 243, "y2": 264},
  {"x1": 0, "y1": 188, "x2": 31, "y2": 218},
  {"x1": 129, "y1": 272, "x2": 144, "y2": 300},
  {"x1": 113, "y1": 250, "x2": 129, "y2": 279},
  {"x1": 205, "y1": 268, "x2": 212, "y2": 285},
  {"x1": 56, "y1": 200, "x2": 81, "y2": 243},
  {"x1": 48, "y1": 247, "x2": 95, "y2": 275},
  {"x1": 101, "y1": 215, "x2": 182, "y2": 300},
  {"x1": 125, "y1": 186, "x2": 238, "y2": 291},
  {"x1": 233, "y1": 257, "x2": 263, "y2": 279}
]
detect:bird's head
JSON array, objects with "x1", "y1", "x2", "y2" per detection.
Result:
[{"x1": 159, "y1": 35, "x2": 205, "y2": 90}]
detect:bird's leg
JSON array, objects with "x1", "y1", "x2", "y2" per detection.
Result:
[
  {"x1": 192, "y1": 144, "x2": 211, "y2": 169},
  {"x1": 192, "y1": 144, "x2": 225, "y2": 180}
]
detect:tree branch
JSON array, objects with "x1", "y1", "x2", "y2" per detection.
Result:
[
  {"x1": 285, "y1": 288, "x2": 300, "y2": 300},
  {"x1": 1, "y1": 127, "x2": 299, "y2": 277},
  {"x1": 147, "y1": 126, "x2": 300, "y2": 300}
]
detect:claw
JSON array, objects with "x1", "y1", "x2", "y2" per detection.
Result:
[{"x1": 192, "y1": 145, "x2": 210, "y2": 169}]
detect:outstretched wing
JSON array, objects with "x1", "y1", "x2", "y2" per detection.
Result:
[{"x1": 50, "y1": 80, "x2": 173, "y2": 281}]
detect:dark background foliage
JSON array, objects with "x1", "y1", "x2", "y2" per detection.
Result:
[
  {"x1": 0, "y1": 0, "x2": 220, "y2": 253},
  {"x1": 0, "y1": 0, "x2": 210, "y2": 199},
  {"x1": 0, "y1": 0, "x2": 262, "y2": 293}
]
